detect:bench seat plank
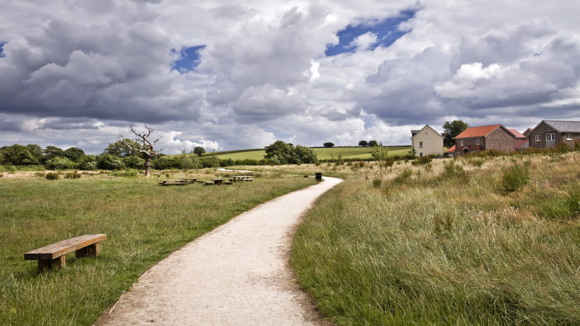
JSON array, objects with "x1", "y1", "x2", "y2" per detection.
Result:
[{"x1": 25, "y1": 234, "x2": 107, "y2": 261}]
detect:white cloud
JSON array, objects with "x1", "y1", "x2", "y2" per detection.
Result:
[{"x1": 1, "y1": 0, "x2": 580, "y2": 153}]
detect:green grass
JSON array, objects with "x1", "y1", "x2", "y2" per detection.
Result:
[
  {"x1": 292, "y1": 154, "x2": 580, "y2": 325},
  {"x1": 0, "y1": 172, "x2": 316, "y2": 325},
  {"x1": 210, "y1": 146, "x2": 412, "y2": 161}
]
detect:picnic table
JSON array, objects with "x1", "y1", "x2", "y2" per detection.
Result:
[
  {"x1": 181, "y1": 178, "x2": 197, "y2": 183},
  {"x1": 232, "y1": 176, "x2": 253, "y2": 182},
  {"x1": 159, "y1": 180, "x2": 188, "y2": 186},
  {"x1": 212, "y1": 179, "x2": 225, "y2": 185}
]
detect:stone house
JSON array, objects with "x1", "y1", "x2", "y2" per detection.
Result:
[
  {"x1": 453, "y1": 124, "x2": 516, "y2": 155},
  {"x1": 410, "y1": 125, "x2": 444, "y2": 157},
  {"x1": 528, "y1": 120, "x2": 580, "y2": 149}
]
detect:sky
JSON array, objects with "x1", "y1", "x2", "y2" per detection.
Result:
[{"x1": 1, "y1": 0, "x2": 580, "y2": 154}]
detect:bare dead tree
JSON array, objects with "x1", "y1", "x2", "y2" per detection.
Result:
[{"x1": 119, "y1": 125, "x2": 162, "y2": 177}]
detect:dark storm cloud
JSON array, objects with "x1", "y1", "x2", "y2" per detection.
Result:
[{"x1": 0, "y1": 18, "x2": 202, "y2": 123}]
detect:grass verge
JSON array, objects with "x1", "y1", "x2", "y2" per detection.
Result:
[
  {"x1": 0, "y1": 172, "x2": 316, "y2": 325},
  {"x1": 292, "y1": 154, "x2": 580, "y2": 325}
]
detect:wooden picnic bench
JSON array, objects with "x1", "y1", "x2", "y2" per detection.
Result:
[
  {"x1": 159, "y1": 180, "x2": 189, "y2": 186},
  {"x1": 204, "y1": 181, "x2": 215, "y2": 186},
  {"x1": 212, "y1": 179, "x2": 225, "y2": 185},
  {"x1": 232, "y1": 176, "x2": 253, "y2": 182},
  {"x1": 25, "y1": 234, "x2": 107, "y2": 271}
]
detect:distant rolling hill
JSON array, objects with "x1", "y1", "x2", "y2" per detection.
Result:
[{"x1": 208, "y1": 146, "x2": 412, "y2": 161}]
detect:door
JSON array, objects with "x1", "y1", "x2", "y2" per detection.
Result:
[{"x1": 546, "y1": 133, "x2": 555, "y2": 147}]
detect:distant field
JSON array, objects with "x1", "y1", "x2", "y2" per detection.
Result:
[{"x1": 210, "y1": 146, "x2": 412, "y2": 161}]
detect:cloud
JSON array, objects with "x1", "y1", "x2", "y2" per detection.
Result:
[{"x1": 1, "y1": 0, "x2": 580, "y2": 153}]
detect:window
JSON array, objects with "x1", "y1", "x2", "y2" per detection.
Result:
[
  {"x1": 535, "y1": 135, "x2": 541, "y2": 141},
  {"x1": 419, "y1": 141, "x2": 423, "y2": 148},
  {"x1": 460, "y1": 140, "x2": 464, "y2": 146},
  {"x1": 420, "y1": 153, "x2": 423, "y2": 157},
  {"x1": 546, "y1": 133, "x2": 555, "y2": 141},
  {"x1": 476, "y1": 139, "x2": 480, "y2": 145},
  {"x1": 566, "y1": 133, "x2": 573, "y2": 140}
]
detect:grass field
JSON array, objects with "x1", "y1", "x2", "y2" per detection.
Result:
[
  {"x1": 210, "y1": 146, "x2": 412, "y2": 161},
  {"x1": 0, "y1": 171, "x2": 315, "y2": 325},
  {"x1": 292, "y1": 153, "x2": 580, "y2": 325}
]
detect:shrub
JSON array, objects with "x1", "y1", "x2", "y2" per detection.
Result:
[
  {"x1": 424, "y1": 163, "x2": 433, "y2": 172},
  {"x1": 0, "y1": 173, "x2": 3, "y2": 178},
  {"x1": 411, "y1": 156, "x2": 432, "y2": 165},
  {"x1": 45, "y1": 172, "x2": 59, "y2": 180},
  {"x1": 575, "y1": 141, "x2": 580, "y2": 151},
  {"x1": 442, "y1": 161, "x2": 467, "y2": 180},
  {"x1": 385, "y1": 159, "x2": 395, "y2": 167},
  {"x1": 10, "y1": 166, "x2": 17, "y2": 171},
  {"x1": 500, "y1": 164, "x2": 530, "y2": 193},
  {"x1": 471, "y1": 159, "x2": 484, "y2": 168},
  {"x1": 392, "y1": 168, "x2": 413, "y2": 184},
  {"x1": 372, "y1": 179, "x2": 382, "y2": 188},
  {"x1": 555, "y1": 142, "x2": 570, "y2": 154},
  {"x1": 65, "y1": 171, "x2": 81, "y2": 179}
]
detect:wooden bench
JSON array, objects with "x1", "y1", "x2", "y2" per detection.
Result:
[
  {"x1": 204, "y1": 181, "x2": 215, "y2": 186},
  {"x1": 212, "y1": 179, "x2": 224, "y2": 185},
  {"x1": 25, "y1": 234, "x2": 107, "y2": 271},
  {"x1": 181, "y1": 178, "x2": 197, "y2": 183}
]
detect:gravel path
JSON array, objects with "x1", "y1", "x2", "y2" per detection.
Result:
[{"x1": 99, "y1": 177, "x2": 342, "y2": 326}]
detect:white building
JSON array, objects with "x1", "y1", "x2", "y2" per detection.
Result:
[{"x1": 410, "y1": 125, "x2": 444, "y2": 157}]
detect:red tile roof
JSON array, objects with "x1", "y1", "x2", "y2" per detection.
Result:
[
  {"x1": 446, "y1": 145, "x2": 456, "y2": 153},
  {"x1": 515, "y1": 139, "x2": 529, "y2": 149},
  {"x1": 508, "y1": 129, "x2": 526, "y2": 139},
  {"x1": 455, "y1": 124, "x2": 502, "y2": 139}
]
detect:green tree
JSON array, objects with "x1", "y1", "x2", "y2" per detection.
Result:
[
  {"x1": 323, "y1": 142, "x2": 335, "y2": 148},
  {"x1": 294, "y1": 145, "x2": 318, "y2": 164},
  {"x1": 368, "y1": 140, "x2": 379, "y2": 147},
  {"x1": 103, "y1": 139, "x2": 142, "y2": 157},
  {"x1": 371, "y1": 142, "x2": 390, "y2": 173},
  {"x1": 442, "y1": 120, "x2": 469, "y2": 147},
  {"x1": 193, "y1": 146, "x2": 205, "y2": 156},
  {"x1": 358, "y1": 140, "x2": 368, "y2": 147},
  {"x1": 43, "y1": 146, "x2": 65, "y2": 162},
  {"x1": 180, "y1": 149, "x2": 199, "y2": 170},
  {"x1": 264, "y1": 141, "x2": 297, "y2": 164},
  {"x1": 63, "y1": 147, "x2": 86, "y2": 162}
]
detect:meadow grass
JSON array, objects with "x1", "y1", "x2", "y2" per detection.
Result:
[
  {"x1": 292, "y1": 153, "x2": 580, "y2": 325},
  {"x1": 0, "y1": 171, "x2": 316, "y2": 325},
  {"x1": 210, "y1": 146, "x2": 412, "y2": 161}
]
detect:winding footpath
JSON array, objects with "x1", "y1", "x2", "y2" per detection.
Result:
[{"x1": 99, "y1": 177, "x2": 343, "y2": 326}]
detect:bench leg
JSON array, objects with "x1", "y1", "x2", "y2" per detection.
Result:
[
  {"x1": 75, "y1": 243, "x2": 100, "y2": 258},
  {"x1": 38, "y1": 256, "x2": 66, "y2": 271}
]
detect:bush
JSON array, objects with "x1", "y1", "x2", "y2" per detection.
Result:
[
  {"x1": 45, "y1": 157, "x2": 77, "y2": 170},
  {"x1": 411, "y1": 156, "x2": 432, "y2": 165},
  {"x1": 372, "y1": 179, "x2": 382, "y2": 188},
  {"x1": 0, "y1": 173, "x2": 3, "y2": 178},
  {"x1": 45, "y1": 172, "x2": 59, "y2": 180},
  {"x1": 10, "y1": 166, "x2": 17, "y2": 171},
  {"x1": 500, "y1": 164, "x2": 530, "y2": 193},
  {"x1": 392, "y1": 168, "x2": 413, "y2": 184},
  {"x1": 442, "y1": 161, "x2": 466, "y2": 180},
  {"x1": 65, "y1": 171, "x2": 81, "y2": 179},
  {"x1": 555, "y1": 142, "x2": 570, "y2": 154}
]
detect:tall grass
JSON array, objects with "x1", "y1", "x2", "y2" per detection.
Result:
[
  {"x1": 292, "y1": 154, "x2": 580, "y2": 325},
  {"x1": 0, "y1": 174, "x2": 315, "y2": 325}
]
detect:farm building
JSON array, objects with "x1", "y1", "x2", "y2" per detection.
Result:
[
  {"x1": 527, "y1": 120, "x2": 580, "y2": 149},
  {"x1": 410, "y1": 125, "x2": 444, "y2": 157}
]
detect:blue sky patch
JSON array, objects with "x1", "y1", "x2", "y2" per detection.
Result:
[
  {"x1": 325, "y1": 9, "x2": 418, "y2": 56},
  {"x1": 171, "y1": 45, "x2": 206, "y2": 73},
  {"x1": 0, "y1": 42, "x2": 7, "y2": 58}
]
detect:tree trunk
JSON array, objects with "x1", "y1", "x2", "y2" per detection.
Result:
[{"x1": 144, "y1": 156, "x2": 151, "y2": 177}]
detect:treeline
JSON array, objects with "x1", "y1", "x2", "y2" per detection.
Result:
[{"x1": 0, "y1": 140, "x2": 320, "y2": 171}]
